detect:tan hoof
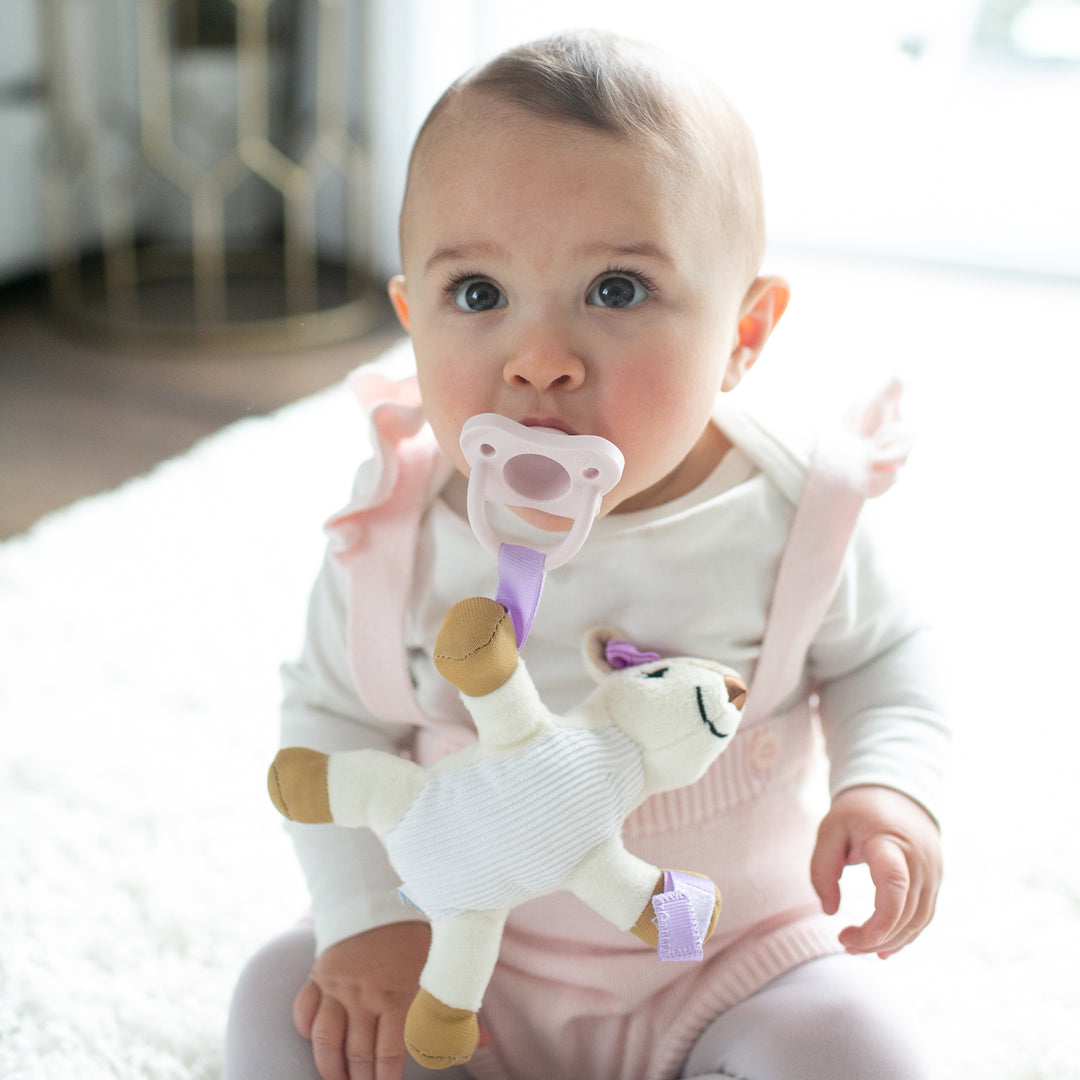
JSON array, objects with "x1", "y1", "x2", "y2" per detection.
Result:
[
  {"x1": 433, "y1": 596, "x2": 519, "y2": 697},
  {"x1": 630, "y1": 870, "x2": 722, "y2": 948},
  {"x1": 703, "y1": 883, "x2": 722, "y2": 941},
  {"x1": 267, "y1": 747, "x2": 331, "y2": 823},
  {"x1": 404, "y1": 988, "x2": 479, "y2": 1069}
]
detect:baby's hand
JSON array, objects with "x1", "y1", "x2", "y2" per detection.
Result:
[
  {"x1": 294, "y1": 922, "x2": 490, "y2": 1080},
  {"x1": 810, "y1": 785, "x2": 942, "y2": 959},
  {"x1": 293, "y1": 922, "x2": 431, "y2": 1080}
]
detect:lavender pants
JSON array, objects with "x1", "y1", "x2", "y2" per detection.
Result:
[{"x1": 224, "y1": 924, "x2": 930, "y2": 1080}]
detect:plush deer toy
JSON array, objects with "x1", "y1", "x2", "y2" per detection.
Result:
[{"x1": 269, "y1": 595, "x2": 746, "y2": 1068}]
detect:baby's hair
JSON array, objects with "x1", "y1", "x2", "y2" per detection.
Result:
[
  {"x1": 403, "y1": 29, "x2": 766, "y2": 282},
  {"x1": 448, "y1": 30, "x2": 681, "y2": 140}
]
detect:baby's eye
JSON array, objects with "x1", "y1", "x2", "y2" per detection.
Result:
[
  {"x1": 587, "y1": 275, "x2": 649, "y2": 309},
  {"x1": 452, "y1": 278, "x2": 507, "y2": 312}
]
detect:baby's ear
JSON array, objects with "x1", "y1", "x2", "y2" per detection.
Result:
[
  {"x1": 387, "y1": 275, "x2": 410, "y2": 330},
  {"x1": 722, "y1": 275, "x2": 790, "y2": 392},
  {"x1": 581, "y1": 626, "x2": 623, "y2": 682}
]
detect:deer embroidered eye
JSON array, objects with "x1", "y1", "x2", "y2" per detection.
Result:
[
  {"x1": 643, "y1": 666, "x2": 669, "y2": 679},
  {"x1": 696, "y1": 687, "x2": 730, "y2": 739}
]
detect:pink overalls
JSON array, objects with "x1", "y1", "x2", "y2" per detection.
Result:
[{"x1": 327, "y1": 371, "x2": 908, "y2": 1080}]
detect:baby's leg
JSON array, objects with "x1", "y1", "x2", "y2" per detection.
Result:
[
  {"x1": 224, "y1": 922, "x2": 316, "y2": 1080},
  {"x1": 224, "y1": 921, "x2": 472, "y2": 1080},
  {"x1": 681, "y1": 953, "x2": 931, "y2": 1080}
]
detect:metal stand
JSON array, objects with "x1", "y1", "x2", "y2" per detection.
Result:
[{"x1": 38, "y1": 0, "x2": 380, "y2": 351}]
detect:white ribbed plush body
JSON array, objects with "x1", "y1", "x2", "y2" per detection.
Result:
[{"x1": 385, "y1": 726, "x2": 644, "y2": 920}]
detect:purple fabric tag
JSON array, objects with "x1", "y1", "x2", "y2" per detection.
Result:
[
  {"x1": 653, "y1": 891, "x2": 702, "y2": 962},
  {"x1": 495, "y1": 544, "x2": 547, "y2": 648},
  {"x1": 652, "y1": 870, "x2": 716, "y2": 962},
  {"x1": 605, "y1": 640, "x2": 662, "y2": 669}
]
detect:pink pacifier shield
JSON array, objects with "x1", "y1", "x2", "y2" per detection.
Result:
[{"x1": 460, "y1": 414, "x2": 624, "y2": 570}]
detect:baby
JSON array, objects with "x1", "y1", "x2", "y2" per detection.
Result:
[{"x1": 226, "y1": 29, "x2": 947, "y2": 1080}]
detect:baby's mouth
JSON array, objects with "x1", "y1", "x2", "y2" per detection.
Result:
[
  {"x1": 520, "y1": 417, "x2": 579, "y2": 437},
  {"x1": 458, "y1": 413, "x2": 624, "y2": 569}
]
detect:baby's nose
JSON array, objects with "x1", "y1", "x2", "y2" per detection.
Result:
[{"x1": 503, "y1": 330, "x2": 585, "y2": 392}]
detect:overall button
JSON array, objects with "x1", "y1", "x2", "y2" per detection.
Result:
[{"x1": 749, "y1": 730, "x2": 778, "y2": 772}]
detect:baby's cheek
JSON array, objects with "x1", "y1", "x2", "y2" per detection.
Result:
[
  {"x1": 614, "y1": 384, "x2": 702, "y2": 466},
  {"x1": 417, "y1": 378, "x2": 474, "y2": 465},
  {"x1": 600, "y1": 380, "x2": 719, "y2": 513}
]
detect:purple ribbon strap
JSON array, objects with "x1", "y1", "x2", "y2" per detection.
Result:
[
  {"x1": 495, "y1": 544, "x2": 547, "y2": 648},
  {"x1": 652, "y1": 870, "x2": 717, "y2": 962}
]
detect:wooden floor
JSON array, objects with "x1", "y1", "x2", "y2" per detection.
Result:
[{"x1": 0, "y1": 275, "x2": 404, "y2": 539}]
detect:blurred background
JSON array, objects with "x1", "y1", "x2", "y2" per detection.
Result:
[{"x1": 1, "y1": 0, "x2": 1078, "y2": 536}]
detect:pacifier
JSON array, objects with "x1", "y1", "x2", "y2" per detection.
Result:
[
  {"x1": 459, "y1": 414, "x2": 623, "y2": 649},
  {"x1": 460, "y1": 414, "x2": 624, "y2": 571}
]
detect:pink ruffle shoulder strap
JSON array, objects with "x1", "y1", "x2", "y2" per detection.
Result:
[
  {"x1": 741, "y1": 378, "x2": 915, "y2": 724},
  {"x1": 324, "y1": 369, "x2": 446, "y2": 729}
]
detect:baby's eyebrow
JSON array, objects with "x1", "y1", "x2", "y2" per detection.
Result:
[
  {"x1": 424, "y1": 241, "x2": 507, "y2": 274},
  {"x1": 575, "y1": 240, "x2": 674, "y2": 266},
  {"x1": 422, "y1": 239, "x2": 674, "y2": 275}
]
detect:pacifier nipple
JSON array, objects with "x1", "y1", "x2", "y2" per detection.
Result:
[{"x1": 460, "y1": 414, "x2": 624, "y2": 570}]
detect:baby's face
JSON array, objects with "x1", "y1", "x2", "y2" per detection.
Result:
[{"x1": 393, "y1": 103, "x2": 749, "y2": 528}]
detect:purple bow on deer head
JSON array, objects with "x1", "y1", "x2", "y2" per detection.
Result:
[{"x1": 605, "y1": 640, "x2": 662, "y2": 669}]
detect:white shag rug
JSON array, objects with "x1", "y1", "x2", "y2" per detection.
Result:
[{"x1": 2, "y1": 256, "x2": 1078, "y2": 1080}]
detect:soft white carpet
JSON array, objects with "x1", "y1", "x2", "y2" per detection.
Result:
[{"x1": 2, "y1": 253, "x2": 1077, "y2": 1079}]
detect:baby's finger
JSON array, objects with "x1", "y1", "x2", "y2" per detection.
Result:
[
  {"x1": 293, "y1": 978, "x2": 321, "y2": 1040},
  {"x1": 873, "y1": 876, "x2": 938, "y2": 957},
  {"x1": 839, "y1": 835, "x2": 909, "y2": 953},
  {"x1": 368, "y1": 1010, "x2": 409, "y2": 1080},
  {"x1": 310, "y1": 995, "x2": 350, "y2": 1080},
  {"x1": 809, "y1": 818, "x2": 847, "y2": 916}
]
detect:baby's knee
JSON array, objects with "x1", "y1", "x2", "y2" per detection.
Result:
[
  {"x1": 802, "y1": 956, "x2": 930, "y2": 1077},
  {"x1": 235, "y1": 923, "x2": 314, "y2": 995},
  {"x1": 224, "y1": 924, "x2": 317, "y2": 1080},
  {"x1": 685, "y1": 955, "x2": 932, "y2": 1080},
  {"x1": 801, "y1": 985, "x2": 929, "y2": 1079}
]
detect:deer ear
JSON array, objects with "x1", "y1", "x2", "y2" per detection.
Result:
[
  {"x1": 724, "y1": 674, "x2": 748, "y2": 711},
  {"x1": 582, "y1": 626, "x2": 624, "y2": 681}
]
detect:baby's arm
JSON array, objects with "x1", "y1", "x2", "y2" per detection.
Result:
[
  {"x1": 813, "y1": 626, "x2": 948, "y2": 957},
  {"x1": 280, "y1": 556, "x2": 433, "y2": 1079},
  {"x1": 809, "y1": 520, "x2": 950, "y2": 957},
  {"x1": 281, "y1": 556, "x2": 419, "y2": 943}
]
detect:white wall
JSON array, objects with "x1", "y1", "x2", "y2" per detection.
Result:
[{"x1": 366, "y1": 0, "x2": 1080, "y2": 280}]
